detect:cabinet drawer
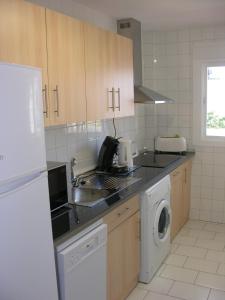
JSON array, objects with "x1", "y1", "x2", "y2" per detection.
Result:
[{"x1": 103, "y1": 195, "x2": 139, "y2": 233}]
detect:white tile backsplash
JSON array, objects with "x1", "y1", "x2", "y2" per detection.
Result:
[
  {"x1": 142, "y1": 25, "x2": 225, "y2": 223},
  {"x1": 45, "y1": 110, "x2": 148, "y2": 175}
]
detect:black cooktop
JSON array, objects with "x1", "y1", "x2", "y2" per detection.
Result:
[{"x1": 134, "y1": 151, "x2": 181, "y2": 168}]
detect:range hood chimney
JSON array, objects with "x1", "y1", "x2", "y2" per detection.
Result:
[{"x1": 117, "y1": 18, "x2": 174, "y2": 104}]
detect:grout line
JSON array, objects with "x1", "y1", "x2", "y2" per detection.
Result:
[
  {"x1": 142, "y1": 289, "x2": 150, "y2": 300},
  {"x1": 203, "y1": 249, "x2": 209, "y2": 260},
  {"x1": 206, "y1": 288, "x2": 211, "y2": 300},
  {"x1": 215, "y1": 262, "x2": 220, "y2": 274},
  {"x1": 182, "y1": 255, "x2": 189, "y2": 267},
  {"x1": 193, "y1": 270, "x2": 199, "y2": 285},
  {"x1": 167, "y1": 279, "x2": 175, "y2": 295}
]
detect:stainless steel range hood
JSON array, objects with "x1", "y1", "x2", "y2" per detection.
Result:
[{"x1": 117, "y1": 18, "x2": 174, "y2": 104}]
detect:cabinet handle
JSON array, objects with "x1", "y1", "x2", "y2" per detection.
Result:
[
  {"x1": 117, "y1": 207, "x2": 129, "y2": 217},
  {"x1": 115, "y1": 88, "x2": 121, "y2": 111},
  {"x1": 53, "y1": 85, "x2": 59, "y2": 116},
  {"x1": 42, "y1": 84, "x2": 48, "y2": 118},
  {"x1": 172, "y1": 170, "x2": 180, "y2": 177},
  {"x1": 107, "y1": 87, "x2": 115, "y2": 111},
  {"x1": 184, "y1": 168, "x2": 187, "y2": 183},
  {"x1": 137, "y1": 215, "x2": 141, "y2": 241}
]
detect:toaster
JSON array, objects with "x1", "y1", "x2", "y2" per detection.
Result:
[{"x1": 155, "y1": 136, "x2": 187, "y2": 153}]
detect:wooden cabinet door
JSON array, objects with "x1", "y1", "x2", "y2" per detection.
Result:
[
  {"x1": 84, "y1": 23, "x2": 114, "y2": 121},
  {"x1": 114, "y1": 35, "x2": 134, "y2": 118},
  {"x1": 171, "y1": 168, "x2": 184, "y2": 240},
  {"x1": 0, "y1": 0, "x2": 50, "y2": 125},
  {"x1": 107, "y1": 212, "x2": 140, "y2": 300},
  {"x1": 46, "y1": 9, "x2": 86, "y2": 126},
  {"x1": 123, "y1": 212, "x2": 140, "y2": 299},
  {"x1": 182, "y1": 161, "x2": 192, "y2": 225},
  {"x1": 107, "y1": 222, "x2": 124, "y2": 300}
]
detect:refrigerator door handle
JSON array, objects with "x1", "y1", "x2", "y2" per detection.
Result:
[{"x1": 0, "y1": 172, "x2": 46, "y2": 197}]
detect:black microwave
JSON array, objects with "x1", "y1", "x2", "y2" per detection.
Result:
[{"x1": 47, "y1": 161, "x2": 68, "y2": 212}]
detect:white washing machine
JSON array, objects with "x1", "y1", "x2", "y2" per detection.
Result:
[{"x1": 139, "y1": 175, "x2": 171, "y2": 283}]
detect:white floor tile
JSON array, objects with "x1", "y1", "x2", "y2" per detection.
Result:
[
  {"x1": 155, "y1": 264, "x2": 167, "y2": 277},
  {"x1": 217, "y1": 263, "x2": 225, "y2": 276},
  {"x1": 173, "y1": 236, "x2": 197, "y2": 246},
  {"x1": 195, "y1": 239, "x2": 225, "y2": 251},
  {"x1": 187, "y1": 229, "x2": 216, "y2": 239},
  {"x1": 215, "y1": 232, "x2": 225, "y2": 242},
  {"x1": 138, "y1": 277, "x2": 174, "y2": 294},
  {"x1": 204, "y1": 223, "x2": 225, "y2": 233},
  {"x1": 144, "y1": 292, "x2": 181, "y2": 300},
  {"x1": 206, "y1": 250, "x2": 225, "y2": 263},
  {"x1": 178, "y1": 228, "x2": 191, "y2": 236},
  {"x1": 175, "y1": 245, "x2": 207, "y2": 258},
  {"x1": 165, "y1": 254, "x2": 187, "y2": 267},
  {"x1": 171, "y1": 243, "x2": 179, "y2": 254},
  {"x1": 168, "y1": 281, "x2": 210, "y2": 300},
  {"x1": 184, "y1": 220, "x2": 206, "y2": 230},
  {"x1": 126, "y1": 287, "x2": 148, "y2": 300},
  {"x1": 196, "y1": 272, "x2": 225, "y2": 291},
  {"x1": 208, "y1": 289, "x2": 225, "y2": 300},
  {"x1": 129, "y1": 221, "x2": 225, "y2": 300},
  {"x1": 184, "y1": 257, "x2": 219, "y2": 273},
  {"x1": 160, "y1": 265, "x2": 198, "y2": 283}
]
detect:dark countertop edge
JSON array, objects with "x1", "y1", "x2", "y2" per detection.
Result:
[{"x1": 53, "y1": 152, "x2": 194, "y2": 247}]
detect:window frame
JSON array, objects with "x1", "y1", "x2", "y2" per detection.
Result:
[{"x1": 193, "y1": 58, "x2": 225, "y2": 146}]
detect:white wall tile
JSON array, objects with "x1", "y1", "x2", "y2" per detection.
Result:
[{"x1": 142, "y1": 26, "x2": 225, "y2": 223}]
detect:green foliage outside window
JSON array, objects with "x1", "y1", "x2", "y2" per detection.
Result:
[{"x1": 207, "y1": 111, "x2": 225, "y2": 128}]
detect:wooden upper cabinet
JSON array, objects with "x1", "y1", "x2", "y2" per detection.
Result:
[
  {"x1": 84, "y1": 23, "x2": 115, "y2": 121},
  {"x1": 105, "y1": 32, "x2": 134, "y2": 118},
  {"x1": 0, "y1": 0, "x2": 47, "y2": 72},
  {"x1": 0, "y1": 0, "x2": 50, "y2": 125},
  {"x1": 45, "y1": 9, "x2": 86, "y2": 125},
  {"x1": 115, "y1": 35, "x2": 134, "y2": 118},
  {"x1": 0, "y1": 0, "x2": 134, "y2": 125},
  {"x1": 84, "y1": 26, "x2": 134, "y2": 121}
]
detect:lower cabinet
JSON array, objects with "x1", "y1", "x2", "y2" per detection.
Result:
[
  {"x1": 170, "y1": 160, "x2": 192, "y2": 240},
  {"x1": 103, "y1": 196, "x2": 140, "y2": 300}
]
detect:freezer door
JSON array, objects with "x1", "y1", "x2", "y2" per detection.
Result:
[
  {"x1": 0, "y1": 172, "x2": 58, "y2": 300},
  {"x1": 0, "y1": 63, "x2": 46, "y2": 185}
]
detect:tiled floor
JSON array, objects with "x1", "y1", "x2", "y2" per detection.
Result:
[{"x1": 127, "y1": 220, "x2": 225, "y2": 300}]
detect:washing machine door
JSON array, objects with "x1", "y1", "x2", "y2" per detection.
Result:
[{"x1": 153, "y1": 199, "x2": 171, "y2": 246}]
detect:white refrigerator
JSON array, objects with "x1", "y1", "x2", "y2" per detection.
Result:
[{"x1": 0, "y1": 63, "x2": 58, "y2": 300}]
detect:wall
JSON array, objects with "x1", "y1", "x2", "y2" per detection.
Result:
[
  {"x1": 27, "y1": 0, "x2": 116, "y2": 31},
  {"x1": 142, "y1": 25, "x2": 225, "y2": 223},
  {"x1": 45, "y1": 105, "x2": 156, "y2": 175}
]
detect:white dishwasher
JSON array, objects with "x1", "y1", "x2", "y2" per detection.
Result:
[{"x1": 56, "y1": 221, "x2": 107, "y2": 300}]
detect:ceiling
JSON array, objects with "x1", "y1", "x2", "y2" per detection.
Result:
[{"x1": 73, "y1": 0, "x2": 225, "y2": 30}]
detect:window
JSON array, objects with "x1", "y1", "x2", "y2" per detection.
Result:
[
  {"x1": 193, "y1": 41, "x2": 225, "y2": 146},
  {"x1": 205, "y1": 65, "x2": 225, "y2": 137}
]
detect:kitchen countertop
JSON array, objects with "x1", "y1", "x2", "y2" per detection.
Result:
[{"x1": 52, "y1": 151, "x2": 194, "y2": 247}]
